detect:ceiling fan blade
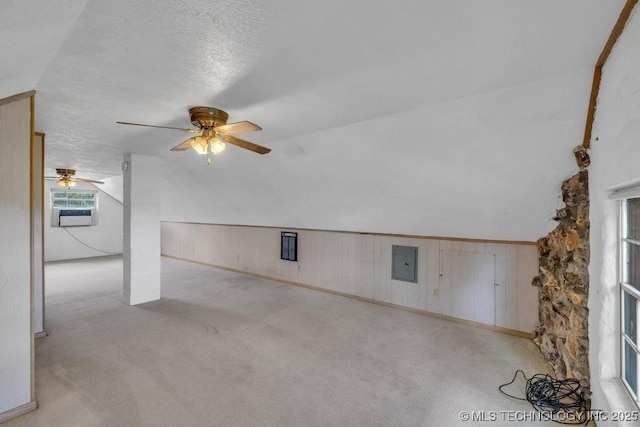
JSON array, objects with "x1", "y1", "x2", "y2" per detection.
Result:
[
  {"x1": 214, "y1": 121, "x2": 262, "y2": 135},
  {"x1": 116, "y1": 121, "x2": 198, "y2": 133},
  {"x1": 170, "y1": 136, "x2": 196, "y2": 151},
  {"x1": 220, "y1": 135, "x2": 271, "y2": 155},
  {"x1": 44, "y1": 176, "x2": 60, "y2": 180},
  {"x1": 75, "y1": 178, "x2": 105, "y2": 184}
]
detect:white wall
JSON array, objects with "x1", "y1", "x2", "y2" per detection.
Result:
[
  {"x1": 44, "y1": 180, "x2": 123, "y2": 261},
  {"x1": 0, "y1": 95, "x2": 33, "y2": 415},
  {"x1": 589, "y1": 4, "x2": 640, "y2": 422},
  {"x1": 162, "y1": 222, "x2": 539, "y2": 333},
  {"x1": 161, "y1": 70, "x2": 591, "y2": 242},
  {"x1": 95, "y1": 175, "x2": 123, "y2": 204},
  {"x1": 123, "y1": 154, "x2": 161, "y2": 305}
]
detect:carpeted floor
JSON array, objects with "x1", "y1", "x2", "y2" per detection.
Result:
[{"x1": 5, "y1": 256, "x2": 555, "y2": 426}]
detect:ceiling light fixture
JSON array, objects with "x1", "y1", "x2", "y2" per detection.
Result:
[
  {"x1": 188, "y1": 131, "x2": 226, "y2": 157},
  {"x1": 116, "y1": 106, "x2": 270, "y2": 165},
  {"x1": 211, "y1": 137, "x2": 226, "y2": 155},
  {"x1": 56, "y1": 176, "x2": 76, "y2": 188},
  {"x1": 189, "y1": 136, "x2": 209, "y2": 155},
  {"x1": 45, "y1": 168, "x2": 104, "y2": 187}
]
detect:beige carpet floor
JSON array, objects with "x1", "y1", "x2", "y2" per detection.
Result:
[{"x1": 5, "y1": 255, "x2": 555, "y2": 426}]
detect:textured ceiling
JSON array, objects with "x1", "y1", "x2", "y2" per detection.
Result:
[
  {"x1": 0, "y1": 0, "x2": 631, "y2": 239},
  {"x1": 0, "y1": 0, "x2": 624, "y2": 179}
]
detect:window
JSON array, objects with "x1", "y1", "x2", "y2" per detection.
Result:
[
  {"x1": 50, "y1": 189, "x2": 98, "y2": 227},
  {"x1": 51, "y1": 190, "x2": 97, "y2": 209},
  {"x1": 621, "y1": 197, "x2": 640, "y2": 404}
]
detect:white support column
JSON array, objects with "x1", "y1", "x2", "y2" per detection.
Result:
[{"x1": 123, "y1": 153, "x2": 161, "y2": 305}]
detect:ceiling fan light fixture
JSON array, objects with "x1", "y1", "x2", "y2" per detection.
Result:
[
  {"x1": 210, "y1": 140, "x2": 226, "y2": 155},
  {"x1": 119, "y1": 106, "x2": 270, "y2": 156},
  {"x1": 190, "y1": 136, "x2": 208, "y2": 155},
  {"x1": 57, "y1": 176, "x2": 75, "y2": 188}
]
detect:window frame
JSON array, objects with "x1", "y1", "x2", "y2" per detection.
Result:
[
  {"x1": 50, "y1": 189, "x2": 98, "y2": 210},
  {"x1": 280, "y1": 232, "x2": 298, "y2": 261},
  {"x1": 620, "y1": 197, "x2": 640, "y2": 406}
]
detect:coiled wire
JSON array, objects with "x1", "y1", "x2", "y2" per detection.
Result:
[{"x1": 499, "y1": 370, "x2": 591, "y2": 425}]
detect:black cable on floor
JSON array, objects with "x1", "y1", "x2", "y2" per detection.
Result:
[
  {"x1": 499, "y1": 370, "x2": 593, "y2": 425},
  {"x1": 62, "y1": 227, "x2": 119, "y2": 256}
]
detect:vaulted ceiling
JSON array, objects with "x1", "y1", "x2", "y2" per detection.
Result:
[{"x1": 0, "y1": 0, "x2": 629, "y2": 239}]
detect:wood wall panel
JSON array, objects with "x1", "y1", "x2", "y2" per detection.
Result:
[
  {"x1": 504, "y1": 245, "x2": 519, "y2": 330},
  {"x1": 439, "y1": 249, "x2": 495, "y2": 324},
  {"x1": 161, "y1": 222, "x2": 540, "y2": 333},
  {"x1": 32, "y1": 133, "x2": 44, "y2": 336},
  {"x1": 0, "y1": 95, "x2": 34, "y2": 415},
  {"x1": 516, "y1": 245, "x2": 540, "y2": 332},
  {"x1": 488, "y1": 243, "x2": 507, "y2": 328},
  {"x1": 477, "y1": 253, "x2": 496, "y2": 325},
  {"x1": 425, "y1": 239, "x2": 440, "y2": 313}
]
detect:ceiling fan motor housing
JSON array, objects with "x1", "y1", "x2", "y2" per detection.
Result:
[
  {"x1": 189, "y1": 107, "x2": 229, "y2": 129},
  {"x1": 56, "y1": 168, "x2": 76, "y2": 176}
]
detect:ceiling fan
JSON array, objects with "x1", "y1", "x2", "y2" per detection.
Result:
[
  {"x1": 45, "y1": 169, "x2": 105, "y2": 188},
  {"x1": 117, "y1": 107, "x2": 270, "y2": 163}
]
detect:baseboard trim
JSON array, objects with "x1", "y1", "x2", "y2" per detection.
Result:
[
  {"x1": 34, "y1": 331, "x2": 47, "y2": 339},
  {"x1": 0, "y1": 401, "x2": 37, "y2": 424},
  {"x1": 163, "y1": 254, "x2": 533, "y2": 339}
]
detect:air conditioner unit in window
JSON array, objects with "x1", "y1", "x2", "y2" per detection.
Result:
[{"x1": 52, "y1": 208, "x2": 98, "y2": 227}]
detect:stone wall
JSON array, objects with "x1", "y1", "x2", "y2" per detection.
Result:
[{"x1": 533, "y1": 146, "x2": 591, "y2": 397}]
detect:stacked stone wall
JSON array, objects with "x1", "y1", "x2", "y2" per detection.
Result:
[{"x1": 533, "y1": 146, "x2": 591, "y2": 398}]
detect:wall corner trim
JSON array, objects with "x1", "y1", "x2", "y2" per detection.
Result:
[
  {"x1": 0, "y1": 90, "x2": 35, "y2": 107},
  {"x1": 0, "y1": 401, "x2": 37, "y2": 424},
  {"x1": 160, "y1": 220, "x2": 537, "y2": 246},
  {"x1": 583, "y1": 0, "x2": 639, "y2": 149}
]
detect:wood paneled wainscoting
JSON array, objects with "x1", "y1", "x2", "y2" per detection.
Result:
[
  {"x1": 161, "y1": 222, "x2": 539, "y2": 336},
  {"x1": 0, "y1": 91, "x2": 37, "y2": 421}
]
